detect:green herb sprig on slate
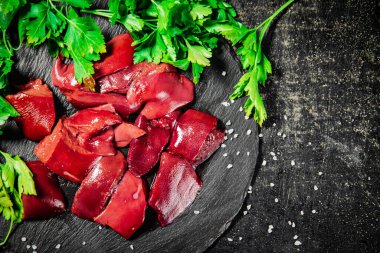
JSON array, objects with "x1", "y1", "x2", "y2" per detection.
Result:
[
  {"x1": 0, "y1": 151, "x2": 36, "y2": 246},
  {"x1": 85, "y1": 0, "x2": 294, "y2": 126},
  {"x1": 0, "y1": 0, "x2": 294, "y2": 128}
]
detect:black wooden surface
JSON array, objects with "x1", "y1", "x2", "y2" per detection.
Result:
[{"x1": 207, "y1": 0, "x2": 380, "y2": 252}]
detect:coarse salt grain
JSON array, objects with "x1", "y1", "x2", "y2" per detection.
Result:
[
  {"x1": 291, "y1": 160, "x2": 295, "y2": 166},
  {"x1": 275, "y1": 198, "x2": 279, "y2": 203},
  {"x1": 277, "y1": 132, "x2": 282, "y2": 136},
  {"x1": 247, "y1": 191, "x2": 252, "y2": 194},
  {"x1": 270, "y1": 152, "x2": 275, "y2": 156},
  {"x1": 236, "y1": 151, "x2": 240, "y2": 155},
  {"x1": 224, "y1": 136, "x2": 228, "y2": 140},
  {"x1": 226, "y1": 120, "x2": 231, "y2": 126},
  {"x1": 243, "y1": 211, "x2": 248, "y2": 215},
  {"x1": 247, "y1": 152, "x2": 250, "y2": 156},
  {"x1": 248, "y1": 185, "x2": 252, "y2": 190},
  {"x1": 227, "y1": 164, "x2": 233, "y2": 169},
  {"x1": 273, "y1": 123, "x2": 276, "y2": 127},
  {"x1": 247, "y1": 204, "x2": 252, "y2": 210},
  {"x1": 221, "y1": 144, "x2": 226, "y2": 148},
  {"x1": 82, "y1": 242, "x2": 86, "y2": 245},
  {"x1": 288, "y1": 221, "x2": 292, "y2": 225},
  {"x1": 308, "y1": 142, "x2": 312, "y2": 145},
  {"x1": 282, "y1": 133, "x2": 287, "y2": 138},
  {"x1": 234, "y1": 134, "x2": 239, "y2": 138},
  {"x1": 245, "y1": 116, "x2": 249, "y2": 120},
  {"x1": 21, "y1": 237, "x2": 26, "y2": 242},
  {"x1": 223, "y1": 153, "x2": 228, "y2": 157},
  {"x1": 318, "y1": 172, "x2": 323, "y2": 176},
  {"x1": 99, "y1": 226, "x2": 102, "y2": 230},
  {"x1": 312, "y1": 209, "x2": 316, "y2": 213},
  {"x1": 246, "y1": 129, "x2": 252, "y2": 135},
  {"x1": 27, "y1": 245, "x2": 31, "y2": 249},
  {"x1": 222, "y1": 71, "x2": 227, "y2": 76},
  {"x1": 239, "y1": 237, "x2": 243, "y2": 241},
  {"x1": 292, "y1": 222, "x2": 295, "y2": 228},
  {"x1": 294, "y1": 240, "x2": 302, "y2": 246},
  {"x1": 227, "y1": 238, "x2": 233, "y2": 242},
  {"x1": 194, "y1": 210, "x2": 200, "y2": 215},
  {"x1": 130, "y1": 245, "x2": 134, "y2": 250},
  {"x1": 227, "y1": 129, "x2": 234, "y2": 134},
  {"x1": 32, "y1": 245, "x2": 37, "y2": 250},
  {"x1": 33, "y1": 251, "x2": 37, "y2": 253},
  {"x1": 230, "y1": 100, "x2": 235, "y2": 104},
  {"x1": 293, "y1": 235, "x2": 298, "y2": 239},
  {"x1": 239, "y1": 106, "x2": 243, "y2": 112},
  {"x1": 55, "y1": 244, "x2": 61, "y2": 249},
  {"x1": 314, "y1": 185, "x2": 318, "y2": 191},
  {"x1": 273, "y1": 156, "x2": 278, "y2": 161},
  {"x1": 262, "y1": 160, "x2": 267, "y2": 166},
  {"x1": 300, "y1": 210, "x2": 304, "y2": 215},
  {"x1": 284, "y1": 115, "x2": 288, "y2": 120},
  {"x1": 259, "y1": 133, "x2": 263, "y2": 137},
  {"x1": 221, "y1": 101, "x2": 230, "y2": 107},
  {"x1": 268, "y1": 225, "x2": 274, "y2": 229},
  {"x1": 269, "y1": 183, "x2": 274, "y2": 187}
]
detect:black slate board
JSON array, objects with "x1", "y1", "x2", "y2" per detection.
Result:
[{"x1": 0, "y1": 11, "x2": 259, "y2": 253}]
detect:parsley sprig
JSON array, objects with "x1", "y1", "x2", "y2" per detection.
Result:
[{"x1": 0, "y1": 151, "x2": 36, "y2": 246}]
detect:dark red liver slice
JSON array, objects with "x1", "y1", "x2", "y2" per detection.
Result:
[
  {"x1": 84, "y1": 127, "x2": 116, "y2": 156},
  {"x1": 114, "y1": 122, "x2": 145, "y2": 148},
  {"x1": 71, "y1": 151, "x2": 126, "y2": 220},
  {"x1": 127, "y1": 111, "x2": 180, "y2": 177},
  {"x1": 94, "y1": 171, "x2": 147, "y2": 239},
  {"x1": 51, "y1": 33, "x2": 134, "y2": 91},
  {"x1": 34, "y1": 119, "x2": 101, "y2": 183},
  {"x1": 22, "y1": 161, "x2": 66, "y2": 220},
  {"x1": 167, "y1": 109, "x2": 225, "y2": 166},
  {"x1": 6, "y1": 79, "x2": 55, "y2": 141},
  {"x1": 148, "y1": 152, "x2": 202, "y2": 227}
]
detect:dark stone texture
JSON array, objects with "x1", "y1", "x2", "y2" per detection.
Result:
[{"x1": 208, "y1": 0, "x2": 380, "y2": 252}]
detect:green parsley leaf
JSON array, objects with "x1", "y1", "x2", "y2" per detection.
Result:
[
  {"x1": 190, "y1": 4, "x2": 212, "y2": 20},
  {"x1": 61, "y1": 0, "x2": 93, "y2": 9},
  {"x1": 186, "y1": 40, "x2": 212, "y2": 66}
]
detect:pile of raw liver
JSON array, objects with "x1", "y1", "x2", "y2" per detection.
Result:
[{"x1": 6, "y1": 33, "x2": 225, "y2": 239}]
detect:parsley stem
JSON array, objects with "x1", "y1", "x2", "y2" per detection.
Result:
[
  {"x1": 2, "y1": 30, "x2": 12, "y2": 56},
  {"x1": 0, "y1": 208, "x2": 14, "y2": 246},
  {"x1": 81, "y1": 9, "x2": 112, "y2": 18},
  {"x1": 254, "y1": 0, "x2": 294, "y2": 31}
]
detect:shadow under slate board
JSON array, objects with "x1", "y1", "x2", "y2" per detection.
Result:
[{"x1": 0, "y1": 10, "x2": 259, "y2": 253}]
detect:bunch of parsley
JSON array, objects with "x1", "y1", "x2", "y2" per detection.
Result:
[
  {"x1": 0, "y1": 151, "x2": 36, "y2": 245},
  {"x1": 85, "y1": 0, "x2": 294, "y2": 125}
]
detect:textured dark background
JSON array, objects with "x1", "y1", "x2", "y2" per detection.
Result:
[{"x1": 208, "y1": 0, "x2": 380, "y2": 252}]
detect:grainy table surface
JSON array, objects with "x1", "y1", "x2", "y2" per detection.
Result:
[{"x1": 207, "y1": 0, "x2": 379, "y2": 252}]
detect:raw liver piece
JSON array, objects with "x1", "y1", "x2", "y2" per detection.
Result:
[
  {"x1": 34, "y1": 119, "x2": 101, "y2": 183},
  {"x1": 84, "y1": 127, "x2": 116, "y2": 156},
  {"x1": 148, "y1": 152, "x2": 202, "y2": 227},
  {"x1": 98, "y1": 61, "x2": 176, "y2": 94},
  {"x1": 72, "y1": 151, "x2": 126, "y2": 220},
  {"x1": 127, "y1": 111, "x2": 180, "y2": 176},
  {"x1": 94, "y1": 171, "x2": 147, "y2": 239},
  {"x1": 93, "y1": 33, "x2": 134, "y2": 79},
  {"x1": 114, "y1": 122, "x2": 146, "y2": 147},
  {"x1": 139, "y1": 73, "x2": 194, "y2": 120},
  {"x1": 167, "y1": 109, "x2": 225, "y2": 166},
  {"x1": 66, "y1": 89, "x2": 132, "y2": 119},
  {"x1": 22, "y1": 161, "x2": 66, "y2": 220},
  {"x1": 52, "y1": 34, "x2": 134, "y2": 91},
  {"x1": 6, "y1": 79, "x2": 55, "y2": 141}
]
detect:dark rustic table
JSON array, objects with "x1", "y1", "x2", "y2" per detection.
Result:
[{"x1": 208, "y1": 0, "x2": 379, "y2": 252}]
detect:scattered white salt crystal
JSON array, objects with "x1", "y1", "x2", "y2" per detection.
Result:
[
  {"x1": 273, "y1": 156, "x2": 278, "y2": 161},
  {"x1": 282, "y1": 133, "x2": 287, "y2": 138},
  {"x1": 267, "y1": 225, "x2": 274, "y2": 233},
  {"x1": 224, "y1": 136, "x2": 228, "y2": 140},
  {"x1": 300, "y1": 210, "x2": 304, "y2": 215},
  {"x1": 247, "y1": 204, "x2": 251, "y2": 210},
  {"x1": 33, "y1": 251, "x2": 37, "y2": 253},
  {"x1": 227, "y1": 238, "x2": 233, "y2": 242},
  {"x1": 268, "y1": 225, "x2": 274, "y2": 229},
  {"x1": 230, "y1": 100, "x2": 235, "y2": 104},
  {"x1": 248, "y1": 185, "x2": 252, "y2": 191},
  {"x1": 247, "y1": 152, "x2": 250, "y2": 156},
  {"x1": 27, "y1": 245, "x2": 31, "y2": 249},
  {"x1": 277, "y1": 132, "x2": 282, "y2": 136},
  {"x1": 236, "y1": 151, "x2": 240, "y2": 155},
  {"x1": 314, "y1": 185, "x2": 318, "y2": 191},
  {"x1": 368, "y1": 177, "x2": 371, "y2": 180},
  {"x1": 318, "y1": 172, "x2": 323, "y2": 176},
  {"x1": 130, "y1": 245, "x2": 134, "y2": 250},
  {"x1": 243, "y1": 211, "x2": 248, "y2": 215},
  {"x1": 274, "y1": 198, "x2": 279, "y2": 203},
  {"x1": 246, "y1": 129, "x2": 252, "y2": 135},
  {"x1": 262, "y1": 160, "x2": 267, "y2": 166},
  {"x1": 259, "y1": 133, "x2": 263, "y2": 137},
  {"x1": 227, "y1": 164, "x2": 233, "y2": 169},
  {"x1": 239, "y1": 106, "x2": 243, "y2": 112},
  {"x1": 221, "y1": 101, "x2": 230, "y2": 107},
  {"x1": 312, "y1": 209, "x2": 317, "y2": 214},
  {"x1": 55, "y1": 244, "x2": 61, "y2": 249},
  {"x1": 245, "y1": 116, "x2": 249, "y2": 120},
  {"x1": 293, "y1": 235, "x2": 298, "y2": 239},
  {"x1": 82, "y1": 242, "x2": 86, "y2": 245},
  {"x1": 223, "y1": 153, "x2": 228, "y2": 157},
  {"x1": 227, "y1": 129, "x2": 234, "y2": 134},
  {"x1": 308, "y1": 142, "x2": 312, "y2": 146},
  {"x1": 284, "y1": 115, "x2": 288, "y2": 120},
  {"x1": 221, "y1": 144, "x2": 226, "y2": 148},
  {"x1": 233, "y1": 134, "x2": 239, "y2": 138},
  {"x1": 99, "y1": 226, "x2": 102, "y2": 230},
  {"x1": 268, "y1": 229, "x2": 272, "y2": 233},
  {"x1": 222, "y1": 71, "x2": 227, "y2": 76},
  {"x1": 291, "y1": 160, "x2": 295, "y2": 166},
  {"x1": 273, "y1": 123, "x2": 276, "y2": 127},
  {"x1": 21, "y1": 237, "x2": 26, "y2": 242},
  {"x1": 32, "y1": 245, "x2": 37, "y2": 250},
  {"x1": 294, "y1": 240, "x2": 302, "y2": 246},
  {"x1": 292, "y1": 222, "x2": 295, "y2": 228},
  {"x1": 269, "y1": 183, "x2": 274, "y2": 187},
  {"x1": 239, "y1": 237, "x2": 243, "y2": 241},
  {"x1": 270, "y1": 152, "x2": 275, "y2": 156},
  {"x1": 288, "y1": 221, "x2": 292, "y2": 225},
  {"x1": 226, "y1": 120, "x2": 231, "y2": 126},
  {"x1": 194, "y1": 210, "x2": 200, "y2": 215},
  {"x1": 247, "y1": 191, "x2": 252, "y2": 194}
]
